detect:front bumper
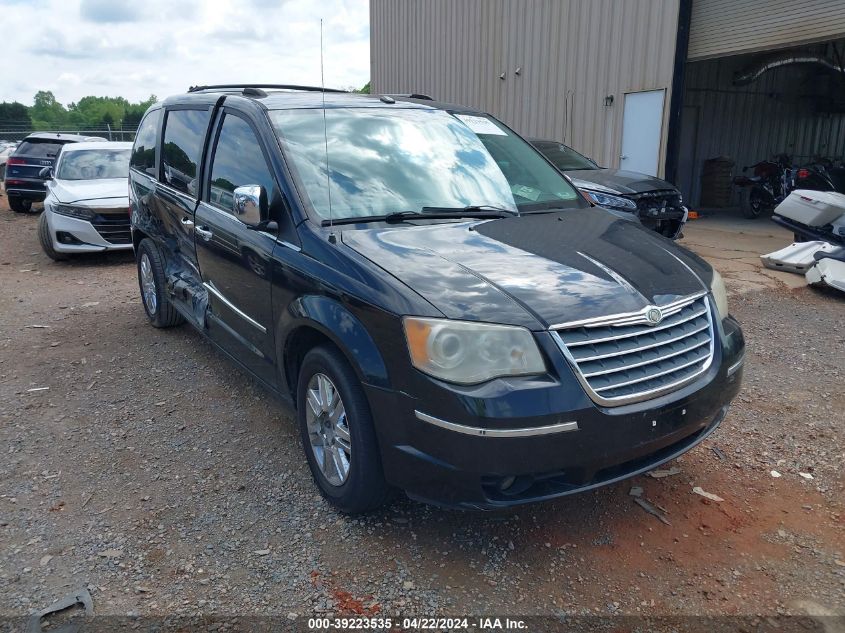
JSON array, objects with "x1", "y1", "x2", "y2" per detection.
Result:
[
  {"x1": 366, "y1": 315, "x2": 744, "y2": 509},
  {"x1": 45, "y1": 210, "x2": 133, "y2": 253}
]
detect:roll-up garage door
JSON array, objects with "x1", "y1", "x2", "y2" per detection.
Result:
[{"x1": 688, "y1": 0, "x2": 845, "y2": 60}]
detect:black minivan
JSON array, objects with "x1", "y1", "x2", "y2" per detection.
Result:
[{"x1": 130, "y1": 85, "x2": 745, "y2": 513}]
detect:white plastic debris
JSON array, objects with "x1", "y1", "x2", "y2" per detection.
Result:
[
  {"x1": 770, "y1": 470, "x2": 782, "y2": 478},
  {"x1": 805, "y1": 257, "x2": 845, "y2": 293},
  {"x1": 692, "y1": 486, "x2": 724, "y2": 502},
  {"x1": 798, "y1": 472, "x2": 814, "y2": 480},
  {"x1": 761, "y1": 241, "x2": 837, "y2": 275}
]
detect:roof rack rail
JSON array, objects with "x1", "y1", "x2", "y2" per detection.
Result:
[
  {"x1": 187, "y1": 84, "x2": 348, "y2": 95},
  {"x1": 384, "y1": 93, "x2": 434, "y2": 100}
]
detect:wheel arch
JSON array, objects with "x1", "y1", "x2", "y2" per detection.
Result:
[{"x1": 277, "y1": 296, "x2": 391, "y2": 403}]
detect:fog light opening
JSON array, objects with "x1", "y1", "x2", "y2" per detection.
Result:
[{"x1": 56, "y1": 231, "x2": 83, "y2": 245}]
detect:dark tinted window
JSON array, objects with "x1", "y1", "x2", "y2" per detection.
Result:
[
  {"x1": 208, "y1": 114, "x2": 275, "y2": 214},
  {"x1": 15, "y1": 140, "x2": 65, "y2": 159},
  {"x1": 130, "y1": 109, "x2": 160, "y2": 176},
  {"x1": 533, "y1": 141, "x2": 598, "y2": 171},
  {"x1": 161, "y1": 109, "x2": 208, "y2": 196}
]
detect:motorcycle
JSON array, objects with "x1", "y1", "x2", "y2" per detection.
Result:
[
  {"x1": 733, "y1": 153, "x2": 794, "y2": 219},
  {"x1": 793, "y1": 158, "x2": 845, "y2": 194}
]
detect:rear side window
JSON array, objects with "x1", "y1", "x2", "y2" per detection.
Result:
[
  {"x1": 15, "y1": 140, "x2": 64, "y2": 159},
  {"x1": 130, "y1": 109, "x2": 160, "y2": 177},
  {"x1": 161, "y1": 109, "x2": 209, "y2": 196},
  {"x1": 208, "y1": 114, "x2": 276, "y2": 214}
]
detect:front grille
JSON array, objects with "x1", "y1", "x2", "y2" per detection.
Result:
[
  {"x1": 551, "y1": 294, "x2": 714, "y2": 406},
  {"x1": 631, "y1": 191, "x2": 684, "y2": 217},
  {"x1": 92, "y1": 213, "x2": 131, "y2": 245}
]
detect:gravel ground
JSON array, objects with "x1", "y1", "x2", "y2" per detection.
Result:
[{"x1": 0, "y1": 196, "x2": 843, "y2": 624}]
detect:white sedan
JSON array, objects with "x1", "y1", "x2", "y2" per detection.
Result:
[{"x1": 38, "y1": 141, "x2": 133, "y2": 260}]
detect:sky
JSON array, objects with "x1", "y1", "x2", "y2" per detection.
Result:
[{"x1": 1, "y1": 0, "x2": 370, "y2": 106}]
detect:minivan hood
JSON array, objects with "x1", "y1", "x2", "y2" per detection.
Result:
[
  {"x1": 566, "y1": 168, "x2": 678, "y2": 196},
  {"x1": 50, "y1": 178, "x2": 128, "y2": 205},
  {"x1": 342, "y1": 210, "x2": 711, "y2": 329}
]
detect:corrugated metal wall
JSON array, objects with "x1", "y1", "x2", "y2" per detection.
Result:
[
  {"x1": 689, "y1": 0, "x2": 845, "y2": 60},
  {"x1": 678, "y1": 39, "x2": 845, "y2": 206},
  {"x1": 370, "y1": 0, "x2": 681, "y2": 174}
]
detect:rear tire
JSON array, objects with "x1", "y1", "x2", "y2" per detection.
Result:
[
  {"x1": 38, "y1": 213, "x2": 68, "y2": 261},
  {"x1": 136, "y1": 238, "x2": 184, "y2": 328},
  {"x1": 296, "y1": 345, "x2": 393, "y2": 514},
  {"x1": 9, "y1": 196, "x2": 31, "y2": 213}
]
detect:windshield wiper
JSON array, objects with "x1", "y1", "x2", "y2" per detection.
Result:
[
  {"x1": 420, "y1": 204, "x2": 520, "y2": 216},
  {"x1": 320, "y1": 205, "x2": 518, "y2": 227}
]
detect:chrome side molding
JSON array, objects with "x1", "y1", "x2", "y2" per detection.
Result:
[
  {"x1": 414, "y1": 410, "x2": 578, "y2": 437},
  {"x1": 727, "y1": 352, "x2": 745, "y2": 377},
  {"x1": 203, "y1": 282, "x2": 267, "y2": 334}
]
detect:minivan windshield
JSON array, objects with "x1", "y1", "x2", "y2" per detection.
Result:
[
  {"x1": 269, "y1": 107, "x2": 580, "y2": 221},
  {"x1": 57, "y1": 149, "x2": 131, "y2": 180}
]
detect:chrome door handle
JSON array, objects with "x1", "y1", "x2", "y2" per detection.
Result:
[
  {"x1": 195, "y1": 226, "x2": 213, "y2": 241},
  {"x1": 181, "y1": 217, "x2": 194, "y2": 227}
]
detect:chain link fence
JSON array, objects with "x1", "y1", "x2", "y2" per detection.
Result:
[{"x1": 0, "y1": 122, "x2": 138, "y2": 142}]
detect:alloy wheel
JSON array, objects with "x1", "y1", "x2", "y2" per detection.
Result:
[
  {"x1": 140, "y1": 253, "x2": 158, "y2": 315},
  {"x1": 305, "y1": 373, "x2": 352, "y2": 486}
]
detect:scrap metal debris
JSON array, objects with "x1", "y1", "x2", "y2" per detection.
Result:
[
  {"x1": 692, "y1": 486, "x2": 724, "y2": 502},
  {"x1": 633, "y1": 497, "x2": 671, "y2": 525},
  {"x1": 711, "y1": 446, "x2": 726, "y2": 461},
  {"x1": 647, "y1": 466, "x2": 682, "y2": 479},
  {"x1": 26, "y1": 587, "x2": 93, "y2": 633}
]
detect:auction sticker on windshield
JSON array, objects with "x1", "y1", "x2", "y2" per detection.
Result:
[{"x1": 454, "y1": 114, "x2": 507, "y2": 136}]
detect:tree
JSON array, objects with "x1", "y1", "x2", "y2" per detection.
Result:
[
  {"x1": 358, "y1": 81, "x2": 370, "y2": 94},
  {"x1": 31, "y1": 90, "x2": 67, "y2": 127},
  {"x1": 0, "y1": 101, "x2": 32, "y2": 129}
]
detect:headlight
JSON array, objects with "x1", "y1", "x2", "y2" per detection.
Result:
[
  {"x1": 403, "y1": 317, "x2": 546, "y2": 384},
  {"x1": 53, "y1": 203, "x2": 95, "y2": 220},
  {"x1": 581, "y1": 190, "x2": 638, "y2": 211},
  {"x1": 709, "y1": 269, "x2": 729, "y2": 319}
]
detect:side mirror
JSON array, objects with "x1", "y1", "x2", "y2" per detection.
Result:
[
  {"x1": 232, "y1": 185, "x2": 267, "y2": 227},
  {"x1": 39, "y1": 167, "x2": 53, "y2": 179}
]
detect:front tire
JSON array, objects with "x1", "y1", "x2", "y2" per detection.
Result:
[
  {"x1": 9, "y1": 196, "x2": 32, "y2": 213},
  {"x1": 38, "y1": 213, "x2": 68, "y2": 261},
  {"x1": 296, "y1": 345, "x2": 392, "y2": 513},
  {"x1": 136, "y1": 238, "x2": 184, "y2": 328},
  {"x1": 744, "y1": 189, "x2": 767, "y2": 219}
]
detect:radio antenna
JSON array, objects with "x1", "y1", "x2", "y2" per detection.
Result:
[{"x1": 320, "y1": 19, "x2": 336, "y2": 243}]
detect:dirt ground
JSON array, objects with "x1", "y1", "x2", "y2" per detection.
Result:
[{"x1": 1, "y1": 195, "x2": 843, "y2": 626}]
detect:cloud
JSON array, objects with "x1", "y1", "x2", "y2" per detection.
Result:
[
  {"x1": 4, "y1": 0, "x2": 370, "y2": 106},
  {"x1": 79, "y1": 0, "x2": 141, "y2": 22}
]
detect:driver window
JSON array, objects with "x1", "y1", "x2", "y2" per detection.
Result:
[{"x1": 209, "y1": 114, "x2": 276, "y2": 215}]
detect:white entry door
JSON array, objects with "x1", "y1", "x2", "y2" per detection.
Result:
[{"x1": 620, "y1": 89, "x2": 665, "y2": 176}]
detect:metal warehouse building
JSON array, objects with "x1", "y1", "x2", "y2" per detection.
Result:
[{"x1": 370, "y1": 0, "x2": 845, "y2": 207}]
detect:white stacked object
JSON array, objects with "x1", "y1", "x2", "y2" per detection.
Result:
[{"x1": 774, "y1": 190, "x2": 845, "y2": 227}]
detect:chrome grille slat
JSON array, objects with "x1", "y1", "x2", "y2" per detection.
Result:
[
  {"x1": 592, "y1": 349, "x2": 711, "y2": 392},
  {"x1": 581, "y1": 337, "x2": 710, "y2": 378},
  {"x1": 573, "y1": 321, "x2": 710, "y2": 362},
  {"x1": 562, "y1": 305, "x2": 708, "y2": 347},
  {"x1": 551, "y1": 295, "x2": 715, "y2": 406}
]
